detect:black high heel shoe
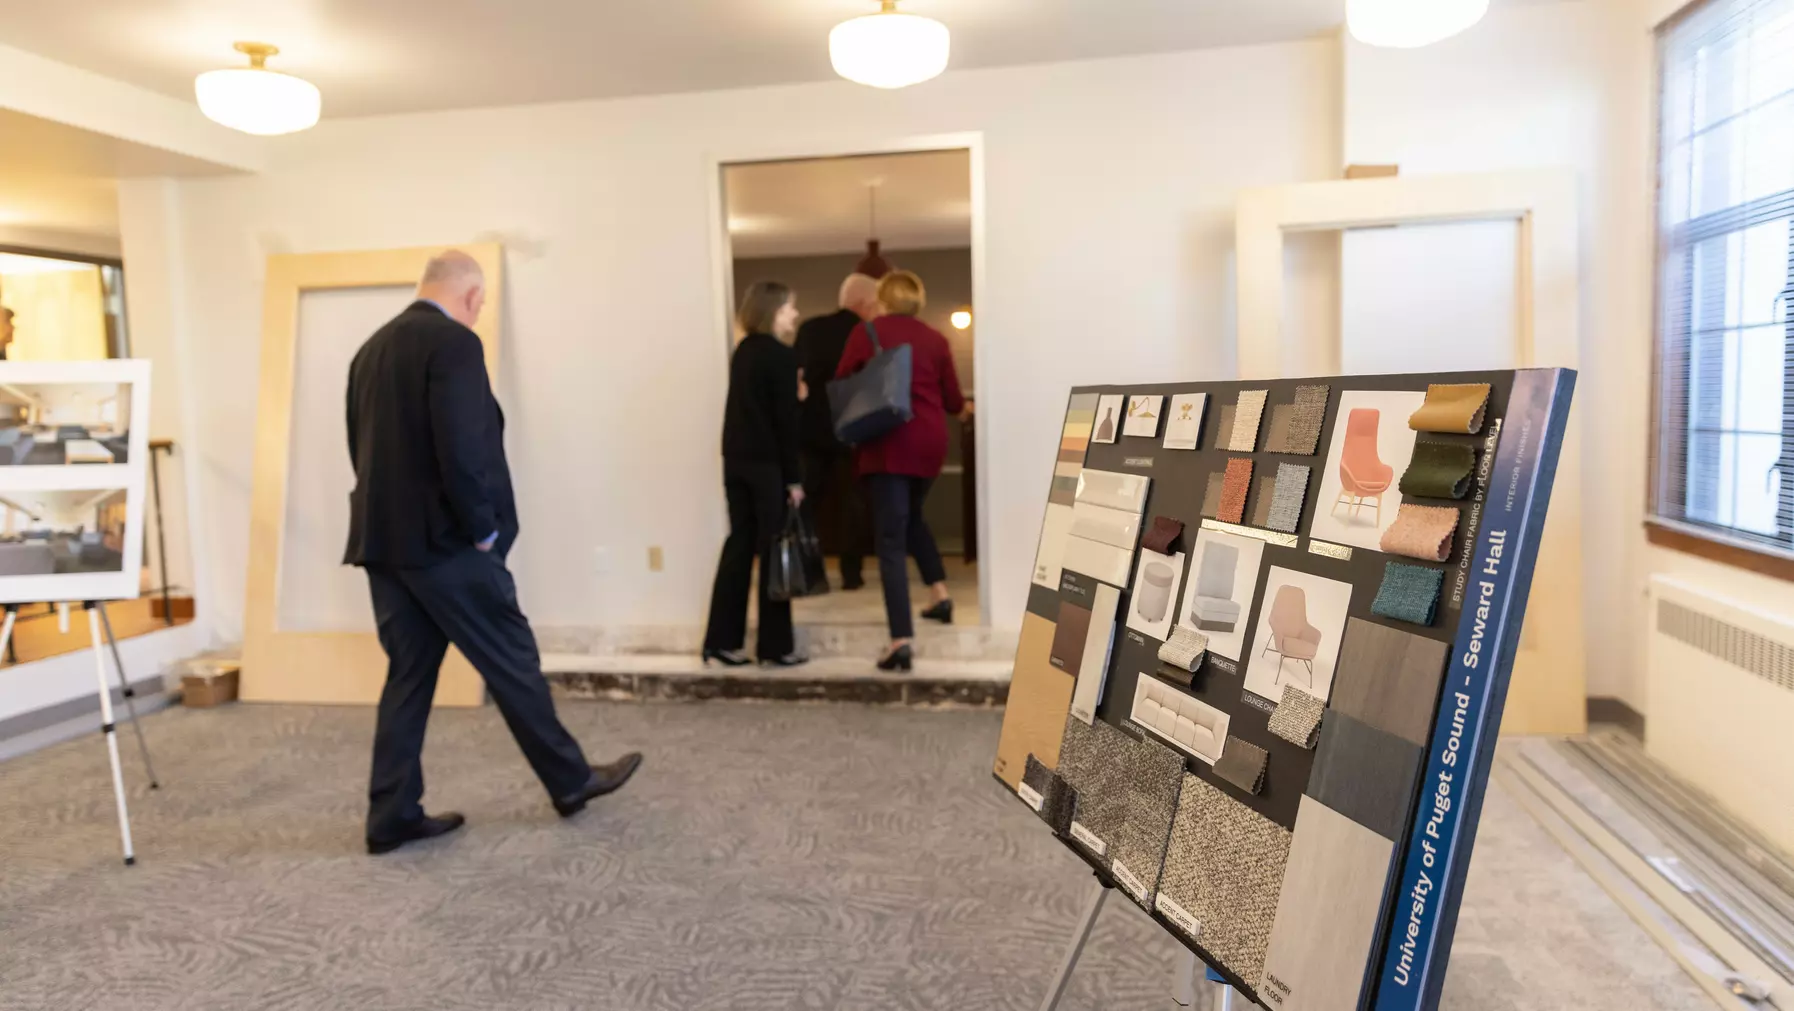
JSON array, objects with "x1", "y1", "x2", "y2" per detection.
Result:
[
  {"x1": 876, "y1": 644, "x2": 914, "y2": 672},
  {"x1": 702, "y1": 648, "x2": 752, "y2": 667},
  {"x1": 920, "y1": 599, "x2": 954, "y2": 625}
]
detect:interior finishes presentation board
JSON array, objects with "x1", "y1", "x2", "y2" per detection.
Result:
[
  {"x1": 994, "y1": 369, "x2": 1574, "y2": 1011},
  {"x1": 0, "y1": 360, "x2": 151, "y2": 604}
]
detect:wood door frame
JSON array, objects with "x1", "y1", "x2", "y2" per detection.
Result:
[
  {"x1": 240, "y1": 243, "x2": 504, "y2": 706},
  {"x1": 1234, "y1": 169, "x2": 1587, "y2": 734},
  {"x1": 705, "y1": 131, "x2": 991, "y2": 621}
]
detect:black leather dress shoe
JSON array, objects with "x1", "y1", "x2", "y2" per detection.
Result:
[
  {"x1": 367, "y1": 812, "x2": 466, "y2": 855},
  {"x1": 554, "y1": 753, "x2": 644, "y2": 817}
]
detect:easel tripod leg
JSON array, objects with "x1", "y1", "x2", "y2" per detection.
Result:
[
  {"x1": 1038, "y1": 879, "x2": 1109, "y2": 1011},
  {"x1": 97, "y1": 602, "x2": 158, "y2": 789},
  {"x1": 85, "y1": 605, "x2": 136, "y2": 866}
]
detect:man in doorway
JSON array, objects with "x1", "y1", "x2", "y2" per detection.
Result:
[
  {"x1": 793, "y1": 273, "x2": 878, "y2": 589},
  {"x1": 344, "y1": 250, "x2": 641, "y2": 855}
]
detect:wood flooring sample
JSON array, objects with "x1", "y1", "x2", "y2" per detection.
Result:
[
  {"x1": 994, "y1": 612, "x2": 1076, "y2": 789},
  {"x1": 1329, "y1": 617, "x2": 1449, "y2": 747}
]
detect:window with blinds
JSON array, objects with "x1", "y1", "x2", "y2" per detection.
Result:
[{"x1": 1654, "y1": 0, "x2": 1794, "y2": 555}]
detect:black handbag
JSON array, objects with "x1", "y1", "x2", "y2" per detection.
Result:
[
  {"x1": 827, "y1": 319, "x2": 913, "y2": 445},
  {"x1": 767, "y1": 507, "x2": 831, "y2": 602}
]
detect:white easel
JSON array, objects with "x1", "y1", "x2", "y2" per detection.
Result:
[
  {"x1": 1039, "y1": 877, "x2": 1245, "y2": 1010},
  {"x1": 1, "y1": 600, "x2": 159, "y2": 866}
]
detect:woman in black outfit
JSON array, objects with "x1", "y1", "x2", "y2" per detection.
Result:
[{"x1": 702, "y1": 281, "x2": 808, "y2": 667}]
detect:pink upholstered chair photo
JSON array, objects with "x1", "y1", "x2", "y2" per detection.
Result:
[
  {"x1": 1261, "y1": 584, "x2": 1322, "y2": 687},
  {"x1": 1331, "y1": 407, "x2": 1393, "y2": 527}
]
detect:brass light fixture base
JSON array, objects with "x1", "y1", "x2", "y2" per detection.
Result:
[{"x1": 233, "y1": 41, "x2": 279, "y2": 69}]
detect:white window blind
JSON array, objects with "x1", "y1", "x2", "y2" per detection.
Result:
[{"x1": 1655, "y1": 0, "x2": 1794, "y2": 554}]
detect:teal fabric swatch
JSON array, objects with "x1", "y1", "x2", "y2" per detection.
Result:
[{"x1": 1371, "y1": 562, "x2": 1444, "y2": 626}]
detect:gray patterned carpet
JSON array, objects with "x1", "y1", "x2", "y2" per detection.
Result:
[{"x1": 0, "y1": 701, "x2": 1711, "y2": 1011}]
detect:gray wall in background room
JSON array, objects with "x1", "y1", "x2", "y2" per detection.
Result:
[{"x1": 732, "y1": 247, "x2": 975, "y2": 553}]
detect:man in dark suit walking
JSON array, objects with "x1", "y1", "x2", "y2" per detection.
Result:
[
  {"x1": 793, "y1": 273, "x2": 879, "y2": 589},
  {"x1": 345, "y1": 250, "x2": 640, "y2": 855}
]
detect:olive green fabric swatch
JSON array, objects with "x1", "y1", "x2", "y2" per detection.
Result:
[{"x1": 1399, "y1": 440, "x2": 1476, "y2": 500}]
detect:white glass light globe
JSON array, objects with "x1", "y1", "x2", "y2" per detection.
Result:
[
  {"x1": 1347, "y1": 0, "x2": 1489, "y2": 48},
  {"x1": 830, "y1": 10, "x2": 950, "y2": 89},
  {"x1": 950, "y1": 310, "x2": 972, "y2": 330},
  {"x1": 195, "y1": 67, "x2": 321, "y2": 135}
]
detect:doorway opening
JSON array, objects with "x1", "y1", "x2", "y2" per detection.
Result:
[{"x1": 718, "y1": 146, "x2": 985, "y2": 637}]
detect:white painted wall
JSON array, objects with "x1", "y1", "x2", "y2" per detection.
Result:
[{"x1": 125, "y1": 42, "x2": 1339, "y2": 644}]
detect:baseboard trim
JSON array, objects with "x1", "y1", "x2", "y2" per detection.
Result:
[
  {"x1": 0, "y1": 675, "x2": 173, "y2": 762},
  {"x1": 1586, "y1": 696, "x2": 1646, "y2": 739}
]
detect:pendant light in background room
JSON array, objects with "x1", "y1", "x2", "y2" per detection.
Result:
[
  {"x1": 1347, "y1": 0, "x2": 1489, "y2": 48},
  {"x1": 830, "y1": 1, "x2": 951, "y2": 89},
  {"x1": 855, "y1": 184, "x2": 894, "y2": 279},
  {"x1": 195, "y1": 42, "x2": 321, "y2": 135}
]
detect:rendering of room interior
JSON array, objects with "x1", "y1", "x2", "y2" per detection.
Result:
[{"x1": 2, "y1": 0, "x2": 1793, "y2": 1008}]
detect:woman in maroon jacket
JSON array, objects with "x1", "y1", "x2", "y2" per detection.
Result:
[{"x1": 835, "y1": 271, "x2": 968, "y2": 671}]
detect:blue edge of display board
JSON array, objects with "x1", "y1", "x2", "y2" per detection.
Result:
[{"x1": 1028, "y1": 368, "x2": 1576, "y2": 1010}]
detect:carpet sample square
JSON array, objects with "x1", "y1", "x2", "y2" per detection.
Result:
[
  {"x1": 1262, "y1": 404, "x2": 1296, "y2": 454},
  {"x1": 1228, "y1": 391, "x2": 1268, "y2": 451},
  {"x1": 1200, "y1": 471, "x2": 1227, "y2": 519},
  {"x1": 1284, "y1": 385, "x2": 1330, "y2": 456},
  {"x1": 1379, "y1": 503, "x2": 1461, "y2": 562},
  {"x1": 1371, "y1": 562, "x2": 1444, "y2": 626},
  {"x1": 1408, "y1": 383, "x2": 1491, "y2": 434},
  {"x1": 1305, "y1": 712, "x2": 1424, "y2": 841},
  {"x1": 1267, "y1": 463, "x2": 1310, "y2": 533},
  {"x1": 1108, "y1": 734, "x2": 1188, "y2": 906},
  {"x1": 1160, "y1": 774, "x2": 1293, "y2": 982},
  {"x1": 1399, "y1": 440, "x2": 1477, "y2": 500},
  {"x1": 1219, "y1": 458, "x2": 1254, "y2": 524},
  {"x1": 1266, "y1": 685, "x2": 1324, "y2": 749},
  {"x1": 1213, "y1": 737, "x2": 1269, "y2": 795},
  {"x1": 1023, "y1": 754, "x2": 1077, "y2": 835},
  {"x1": 1330, "y1": 617, "x2": 1451, "y2": 747},
  {"x1": 1251, "y1": 475, "x2": 1277, "y2": 528},
  {"x1": 1158, "y1": 626, "x2": 1210, "y2": 672}
]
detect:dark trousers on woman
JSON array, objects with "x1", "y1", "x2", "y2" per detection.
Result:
[
  {"x1": 863, "y1": 472, "x2": 948, "y2": 640},
  {"x1": 704, "y1": 460, "x2": 795, "y2": 660}
]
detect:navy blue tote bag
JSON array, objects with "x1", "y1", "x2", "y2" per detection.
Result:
[{"x1": 827, "y1": 320, "x2": 913, "y2": 445}]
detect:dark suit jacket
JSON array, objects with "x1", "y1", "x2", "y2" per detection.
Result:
[
  {"x1": 793, "y1": 308, "x2": 861, "y2": 453},
  {"x1": 344, "y1": 301, "x2": 517, "y2": 568}
]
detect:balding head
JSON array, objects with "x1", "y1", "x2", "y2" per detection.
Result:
[
  {"x1": 838, "y1": 273, "x2": 880, "y2": 320},
  {"x1": 416, "y1": 249, "x2": 486, "y2": 327}
]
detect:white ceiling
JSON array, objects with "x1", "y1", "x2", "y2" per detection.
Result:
[
  {"x1": 0, "y1": 0, "x2": 1356, "y2": 119},
  {"x1": 726, "y1": 149, "x2": 971, "y2": 259},
  {"x1": 0, "y1": 109, "x2": 233, "y2": 243}
]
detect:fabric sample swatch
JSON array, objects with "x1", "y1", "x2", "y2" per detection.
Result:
[
  {"x1": 1159, "y1": 775, "x2": 1293, "y2": 982},
  {"x1": 1266, "y1": 685, "x2": 1324, "y2": 750},
  {"x1": 1330, "y1": 617, "x2": 1451, "y2": 747},
  {"x1": 1399, "y1": 440, "x2": 1477, "y2": 500},
  {"x1": 1379, "y1": 503, "x2": 1461, "y2": 562},
  {"x1": 1257, "y1": 797, "x2": 1397, "y2": 1011},
  {"x1": 1213, "y1": 737, "x2": 1269, "y2": 795},
  {"x1": 1050, "y1": 600, "x2": 1092, "y2": 673},
  {"x1": 1069, "y1": 716, "x2": 1143, "y2": 851},
  {"x1": 1023, "y1": 754, "x2": 1076, "y2": 835},
  {"x1": 1408, "y1": 383, "x2": 1491, "y2": 434},
  {"x1": 1142, "y1": 515, "x2": 1185, "y2": 555},
  {"x1": 1305, "y1": 711, "x2": 1424, "y2": 841},
  {"x1": 1262, "y1": 404, "x2": 1296, "y2": 454},
  {"x1": 1108, "y1": 734, "x2": 1188, "y2": 906},
  {"x1": 1371, "y1": 563, "x2": 1444, "y2": 626},
  {"x1": 1228, "y1": 390, "x2": 1268, "y2": 451},
  {"x1": 1214, "y1": 405, "x2": 1236, "y2": 451},
  {"x1": 1068, "y1": 583, "x2": 1122, "y2": 724},
  {"x1": 1267, "y1": 463, "x2": 1310, "y2": 534},
  {"x1": 1158, "y1": 625, "x2": 1209, "y2": 671},
  {"x1": 993, "y1": 613, "x2": 1076, "y2": 787},
  {"x1": 1250, "y1": 475, "x2": 1277, "y2": 528},
  {"x1": 1200, "y1": 472, "x2": 1227, "y2": 519},
  {"x1": 1284, "y1": 385, "x2": 1330, "y2": 456},
  {"x1": 1218, "y1": 458, "x2": 1254, "y2": 524}
]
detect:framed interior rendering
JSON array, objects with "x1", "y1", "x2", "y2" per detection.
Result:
[
  {"x1": 0, "y1": 359, "x2": 151, "y2": 603},
  {"x1": 995, "y1": 369, "x2": 1575, "y2": 1011},
  {"x1": 240, "y1": 244, "x2": 503, "y2": 707}
]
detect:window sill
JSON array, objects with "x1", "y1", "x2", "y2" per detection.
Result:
[{"x1": 1644, "y1": 518, "x2": 1794, "y2": 583}]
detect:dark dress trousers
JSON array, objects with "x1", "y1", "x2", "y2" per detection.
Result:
[
  {"x1": 704, "y1": 331, "x2": 802, "y2": 659},
  {"x1": 793, "y1": 308, "x2": 869, "y2": 585},
  {"x1": 345, "y1": 300, "x2": 590, "y2": 842}
]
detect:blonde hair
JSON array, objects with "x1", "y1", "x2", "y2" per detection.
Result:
[
  {"x1": 736, "y1": 280, "x2": 793, "y2": 335},
  {"x1": 876, "y1": 270, "x2": 925, "y2": 317}
]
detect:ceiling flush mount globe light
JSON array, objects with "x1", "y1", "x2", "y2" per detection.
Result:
[
  {"x1": 830, "y1": 1, "x2": 950, "y2": 89},
  {"x1": 1347, "y1": 0, "x2": 1489, "y2": 48},
  {"x1": 195, "y1": 42, "x2": 321, "y2": 135}
]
